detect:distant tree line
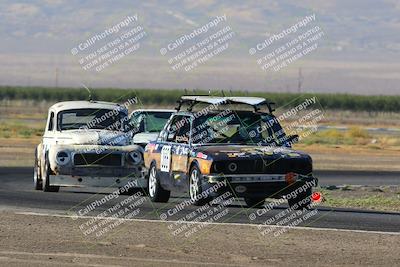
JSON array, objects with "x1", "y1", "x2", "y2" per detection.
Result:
[{"x1": 0, "y1": 86, "x2": 399, "y2": 112}]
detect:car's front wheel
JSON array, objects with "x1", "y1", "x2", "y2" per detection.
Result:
[
  {"x1": 189, "y1": 165, "x2": 211, "y2": 206},
  {"x1": 148, "y1": 163, "x2": 170, "y2": 202},
  {"x1": 33, "y1": 149, "x2": 42, "y2": 190},
  {"x1": 41, "y1": 158, "x2": 59, "y2": 192}
]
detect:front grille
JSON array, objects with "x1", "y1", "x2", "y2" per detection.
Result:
[
  {"x1": 212, "y1": 159, "x2": 264, "y2": 174},
  {"x1": 265, "y1": 158, "x2": 312, "y2": 175},
  {"x1": 212, "y1": 157, "x2": 312, "y2": 175},
  {"x1": 73, "y1": 153, "x2": 122, "y2": 166}
]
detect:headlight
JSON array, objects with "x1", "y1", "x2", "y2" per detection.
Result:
[
  {"x1": 56, "y1": 151, "x2": 70, "y2": 165},
  {"x1": 228, "y1": 162, "x2": 238, "y2": 172},
  {"x1": 127, "y1": 151, "x2": 142, "y2": 165}
]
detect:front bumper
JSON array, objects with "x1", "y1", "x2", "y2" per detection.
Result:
[
  {"x1": 50, "y1": 165, "x2": 147, "y2": 188},
  {"x1": 55, "y1": 165, "x2": 145, "y2": 178},
  {"x1": 202, "y1": 173, "x2": 318, "y2": 198},
  {"x1": 205, "y1": 173, "x2": 317, "y2": 185},
  {"x1": 50, "y1": 174, "x2": 147, "y2": 188}
]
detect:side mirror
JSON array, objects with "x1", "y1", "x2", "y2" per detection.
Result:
[
  {"x1": 167, "y1": 128, "x2": 177, "y2": 141},
  {"x1": 157, "y1": 130, "x2": 167, "y2": 141},
  {"x1": 286, "y1": 134, "x2": 299, "y2": 146},
  {"x1": 167, "y1": 132, "x2": 176, "y2": 141}
]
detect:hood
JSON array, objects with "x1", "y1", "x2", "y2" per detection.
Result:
[
  {"x1": 133, "y1": 132, "x2": 159, "y2": 145},
  {"x1": 192, "y1": 144, "x2": 310, "y2": 161},
  {"x1": 192, "y1": 145, "x2": 312, "y2": 175},
  {"x1": 55, "y1": 130, "x2": 131, "y2": 146}
]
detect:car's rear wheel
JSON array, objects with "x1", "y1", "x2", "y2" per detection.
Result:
[
  {"x1": 189, "y1": 165, "x2": 211, "y2": 206},
  {"x1": 33, "y1": 149, "x2": 42, "y2": 190},
  {"x1": 244, "y1": 197, "x2": 265, "y2": 208},
  {"x1": 288, "y1": 189, "x2": 312, "y2": 210},
  {"x1": 41, "y1": 158, "x2": 60, "y2": 192},
  {"x1": 148, "y1": 163, "x2": 170, "y2": 202}
]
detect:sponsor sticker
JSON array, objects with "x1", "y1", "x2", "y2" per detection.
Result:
[{"x1": 160, "y1": 145, "x2": 172, "y2": 172}]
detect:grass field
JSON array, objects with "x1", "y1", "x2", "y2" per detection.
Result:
[
  {"x1": 1, "y1": 86, "x2": 400, "y2": 112},
  {"x1": 1, "y1": 90, "x2": 400, "y2": 170},
  {"x1": 1, "y1": 100, "x2": 399, "y2": 149},
  {"x1": 317, "y1": 185, "x2": 400, "y2": 212}
]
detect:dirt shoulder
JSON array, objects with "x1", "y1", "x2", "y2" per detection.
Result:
[
  {"x1": 0, "y1": 211, "x2": 399, "y2": 266},
  {"x1": 296, "y1": 144, "x2": 400, "y2": 171}
]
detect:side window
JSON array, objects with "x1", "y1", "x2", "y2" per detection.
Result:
[
  {"x1": 175, "y1": 119, "x2": 190, "y2": 144},
  {"x1": 48, "y1": 112, "x2": 54, "y2": 131},
  {"x1": 165, "y1": 115, "x2": 191, "y2": 143},
  {"x1": 158, "y1": 116, "x2": 173, "y2": 141},
  {"x1": 130, "y1": 112, "x2": 144, "y2": 133},
  {"x1": 166, "y1": 116, "x2": 181, "y2": 142}
]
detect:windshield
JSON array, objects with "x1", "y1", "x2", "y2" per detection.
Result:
[
  {"x1": 192, "y1": 111, "x2": 287, "y2": 146},
  {"x1": 58, "y1": 108, "x2": 127, "y2": 131},
  {"x1": 145, "y1": 112, "x2": 173, "y2": 132},
  {"x1": 130, "y1": 111, "x2": 173, "y2": 133}
]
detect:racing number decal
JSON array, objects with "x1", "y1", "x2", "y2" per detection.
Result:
[{"x1": 160, "y1": 145, "x2": 171, "y2": 172}]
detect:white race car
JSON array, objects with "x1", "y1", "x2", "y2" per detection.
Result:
[
  {"x1": 129, "y1": 109, "x2": 175, "y2": 148},
  {"x1": 34, "y1": 100, "x2": 146, "y2": 192}
]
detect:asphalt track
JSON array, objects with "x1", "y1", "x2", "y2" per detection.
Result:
[{"x1": 1, "y1": 167, "x2": 399, "y2": 233}]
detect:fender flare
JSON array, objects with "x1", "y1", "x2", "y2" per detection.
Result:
[{"x1": 188, "y1": 159, "x2": 200, "y2": 175}]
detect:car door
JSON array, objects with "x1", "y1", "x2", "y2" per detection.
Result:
[
  {"x1": 41, "y1": 109, "x2": 56, "y2": 166},
  {"x1": 43, "y1": 109, "x2": 56, "y2": 148},
  {"x1": 170, "y1": 115, "x2": 192, "y2": 190},
  {"x1": 157, "y1": 114, "x2": 191, "y2": 191}
]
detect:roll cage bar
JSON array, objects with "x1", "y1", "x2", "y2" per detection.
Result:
[{"x1": 175, "y1": 95, "x2": 276, "y2": 113}]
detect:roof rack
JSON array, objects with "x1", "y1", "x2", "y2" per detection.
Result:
[{"x1": 175, "y1": 96, "x2": 275, "y2": 113}]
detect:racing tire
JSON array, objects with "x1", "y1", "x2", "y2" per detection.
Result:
[
  {"x1": 189, "y1": 165, "x2": 211, "y2": 206},
  {"x1": 287, "y1": 189, "x2": 312, "y2": 210},
  {"x1": 148, "y1": 163, "x2": 170, "y2": 202},
  {"x1": 33, "y1": 149, "x2": 42, "y2": 190},
  {"x1": 244, "y1": 197, "x2": 265, "y2": 208},
  {"x1": 41, "y1": 158, "x2": 60, "y2": 192}
]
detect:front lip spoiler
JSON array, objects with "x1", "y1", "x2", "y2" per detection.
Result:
[{"x1": 204, "y1": 173, "x2": 318, "y2": 186}]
